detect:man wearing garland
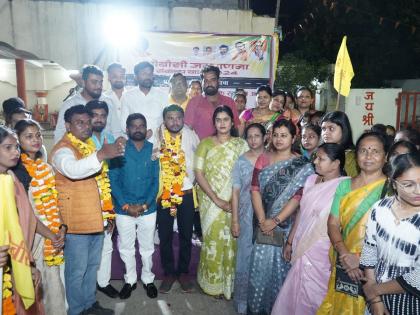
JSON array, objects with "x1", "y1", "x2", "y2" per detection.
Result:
[
  {"x1": 153, "y1": 104, "x2": 200, "y2": 294},
  {"x1": 109, "y1": 113, "x2": 160, "y2": 300},
  {"x1": 85, "y1": 100, "x2": 121, "y2": 299},
  {"x1": 50, "y1": 105, "x2": 124, "y2": 315}
]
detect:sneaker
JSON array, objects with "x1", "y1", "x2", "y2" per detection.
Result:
[
  {"x1": 119, "y1": 282, "x2": 137, "y2": 299},
  {"x1": 143, "y1": 282, "x2": 158, "y2": 298},
  {"x1": 97, "y1": 283, "x2": 119, "y2": 298},
  {"x1": 85, "y1": 301, "x2": 114, "y2": 315},
  {"x1": 178, "y1": 274, "x2": 193, "y2": 293},
  {"x1": 159, "y1": 276, "x2": 176, "y2": 294}
]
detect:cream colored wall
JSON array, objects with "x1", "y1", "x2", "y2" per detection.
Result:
[{"x1": 0, "y1": 0, "x2": 275, "y2": 70}]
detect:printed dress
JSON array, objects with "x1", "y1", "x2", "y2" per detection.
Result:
[{"x1": 360, "y1": 197, "x2": 420, "y2": 315}]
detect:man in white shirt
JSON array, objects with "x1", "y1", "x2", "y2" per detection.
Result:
[
  {"x1": 103, "y1": 63, "x2": 126, "y2": 122},
  {"x1": 153, "y1": 105, "x2": 200, "y2": 294},
  {"x1": 54, "y1": 65, "x2": 120, "y2": 143},
  {"x1": 120, "y1": 61, "x2": 167, "y2": 142}
]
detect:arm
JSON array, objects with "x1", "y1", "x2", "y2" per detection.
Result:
[
  {"x1": 230, "y1": 160, "x2": 242, "y2": 237},
  {"x1": 195, "y1": 170, "x2": 229, "y2": 211},
  {"x1": 184, "y1": 98, "x2": 196, "y2": 129},
  {"x1": 145, "y1": 159, "x2": 160, "y2": 209},
  {"x1": 36, "y1": 218, "x2": 55, "y2": 239},
  {"x1": 51, "y1": 148, "x2": 102, "y2": 180},
  {"x1": 109, "y1": 157, "x2": 127, "y2": 207},
  {"x1": 120, "y1": 94, "x2": 130, "y2": 134},
  {"x1": 283, "y1": 208, "x2": 300, "y2": 261},
  {"x1": 260, "y1": 197, "x2": 300, "y2": 233},
  {"x1": 231, "y1": 188, "x2": 240, "y2": 237},
  {"x1": 53, "y1": 104, "x2": 67, "y2": 144},
  {"x1": 194, "y1": 140, "x2": 229, "y2": 210}
]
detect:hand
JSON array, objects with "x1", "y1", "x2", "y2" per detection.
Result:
[
  {"x1": 283, "y1": 243, "x2": 292, "y2": 262},
  {"x1": 347, "y1": 267, "x2": 364, "y2": 282},
  {"x1": 97, "y1": 140, "x2": 125, "y2": 161},
  {"x1": 127, "y1": 205, "x2": 141, "y2": 217},
  {"x1": 214, "y1": 198, "x2": 231, "y2": 212},
  {"x1": 260, "y1": 218, "x2": 276, "y2": 233},
  {"x1": 51, "y1": 233, "x2": 65, "y2": 249},
  {"x1": 371, "y1": 301, "x2": 390, "y2": 315},
  {"x1": 31, "y1": 267, "x2": 41, "y2": 287},
  {"x1": 362, "y1": 278, "x2": 381, "y2": 302},
  {"x1": 339, "y1": 252, "x2": 360, "y2": 271},
  {"x1": 115, "y1": 136, "x2": 127, "y2": 147},
  {"x1": 0, "y1": 245, "x2": 9, "y2": 268},
  {"x1": 231, "y1": 221, "x2": 240, "y2": 238},
  {"x1": 106, "y1": 219, "x2": 115, "y2": 233}
]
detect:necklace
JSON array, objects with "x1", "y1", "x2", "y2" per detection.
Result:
[{"x1": 391, "y1": 198, "x2": 420, "y2": 225}]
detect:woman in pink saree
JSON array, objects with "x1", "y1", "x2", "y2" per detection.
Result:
[{"x1": 272, "y1": 143, "x2": 348, "y2": 315}]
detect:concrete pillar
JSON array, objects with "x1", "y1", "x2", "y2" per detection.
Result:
[{"x1": 15, "y1": 59, "x2": 27, "y2": 106}]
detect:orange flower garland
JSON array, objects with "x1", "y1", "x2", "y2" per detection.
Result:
[
  {"x1": 2, "y1": 266, "x2": 16, "y2": 315},
  {"x1": 67, "y1": 133, "x2": 115, "y2": 224},
  {"x1": 21, "y1": 153, "x2": 64, "y2": 266},
  {"x1": 159, "y1": 129, "x2": 186, "y2": 216}
]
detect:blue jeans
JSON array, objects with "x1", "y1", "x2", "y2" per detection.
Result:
[{"x1": 64, "y1": 233, "x2": 104, "y2": 315}]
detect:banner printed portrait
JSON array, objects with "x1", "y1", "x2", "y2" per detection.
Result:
[{"x1": 107, "y1": 32, "x2": 278, "y2": 108}]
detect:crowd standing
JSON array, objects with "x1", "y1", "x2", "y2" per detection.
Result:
[{"x1": 0, "y1": 62, "x2": 419, "y2": 315}]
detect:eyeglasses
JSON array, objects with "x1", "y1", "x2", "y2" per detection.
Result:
[{"x1": 393, "y1": 180, "x2": 420, "y2": 194}]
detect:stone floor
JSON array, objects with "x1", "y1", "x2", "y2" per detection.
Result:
[{"x1": 97, "y1": 280, "x2": 237, "y2": 315}]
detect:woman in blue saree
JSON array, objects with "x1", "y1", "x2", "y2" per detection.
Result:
[{"x1": 248, "y1": 119, "x2": 314, "y2": 314}]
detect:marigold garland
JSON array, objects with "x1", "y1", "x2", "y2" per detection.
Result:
[
  {"x1": 21, "y1": 153, "x2": 64, "y2": 266},
  {"x1": 2, "y1": 266, "x2": 16, "y2": 315},
  {"x1": 159, "y1": 129, "x2": 186, "y2": 216},
  {"x1": 67, "y1": 133, "x2": 115, "y2": 223}
]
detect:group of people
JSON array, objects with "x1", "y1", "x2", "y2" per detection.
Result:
[{"x1": 0, "y1": 60, "x2": 419, "y2": 315}]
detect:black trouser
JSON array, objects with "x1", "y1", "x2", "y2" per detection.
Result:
[
  {"x1": 157, "y1": 193, "x2": 195, "y2": 276},
  {"x1": 193, "y1": 211, "x2": 202, "y2": 237}
]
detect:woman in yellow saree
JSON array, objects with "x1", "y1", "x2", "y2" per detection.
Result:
[
  {"x1": 317, "y1": 132, "x2": 389, "y2": 315},
  {"x1": 194, "y1": 106, "x2": 248, "y2": 299}
]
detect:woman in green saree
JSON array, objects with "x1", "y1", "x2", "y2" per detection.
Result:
[
  {"x1": 317, "y1": 132, "x2": 389, "y2": 315},
  {"x1": 194, "y1": 105, "x2": 249, "y2": 299}
]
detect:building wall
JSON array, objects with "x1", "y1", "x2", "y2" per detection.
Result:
[{"x1": 0, "y1": 0, "x2": 274, "y2": 70}]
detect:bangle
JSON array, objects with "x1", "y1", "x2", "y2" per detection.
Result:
[
  {"x1": 59, "y1": 224, "x2": 68, "y2": 231},
  {"x1": 369, "y1": 300, "x2": 382, "y2": 306},
  {"x1": 122, "y1": 204, "x2": 129, "y2": 211},
  {"x1": 273, "y1": 216, "x2": 281, "y2": 225}
]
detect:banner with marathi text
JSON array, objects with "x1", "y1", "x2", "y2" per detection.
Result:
[{"x1": 104, "y1": 31, "x2": 278, "y2": 108}]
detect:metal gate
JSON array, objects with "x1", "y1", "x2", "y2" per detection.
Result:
[{"x1": 396, "y1": 92, "x2": 420, "y2": 130}]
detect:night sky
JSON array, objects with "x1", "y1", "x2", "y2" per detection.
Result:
[{"x1": 250, "y1": 0, "x2": 304, "y2": 30}]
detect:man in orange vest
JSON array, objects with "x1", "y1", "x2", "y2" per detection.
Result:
[{"x1": 50, "y1": 105, "x2": 124, "y2": 315}]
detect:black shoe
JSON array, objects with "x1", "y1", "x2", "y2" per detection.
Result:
[
  {"x1": 119, "y1": 283, "x2": 137, "y2": 299},
  {"x1": 85, "y1": 301, "x2": 114, "y2": 315},
  {"x1": 143, "y1": 282, "x2": 158, "y2": 298},
  {"x1": 97, "y1": 283, "x2": 119, "y2": 298}
]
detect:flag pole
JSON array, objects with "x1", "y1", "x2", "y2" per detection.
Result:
[{"x1": 335, "y1": 69, "x2": 343, "y2": 111}]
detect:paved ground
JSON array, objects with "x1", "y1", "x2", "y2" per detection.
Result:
[{"x1": 97, "y1": 280, "x2": 237, "y2": 315}]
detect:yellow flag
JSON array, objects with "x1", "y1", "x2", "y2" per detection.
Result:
[
  {"x1": 0, "y1": 174, "x2": 35, "y2": 309},
  {"x1": 334, "y1": 36, "x2": 354, "y2": 97}
]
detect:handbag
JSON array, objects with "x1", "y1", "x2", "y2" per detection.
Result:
[
  {"x1": 255, "y1": 227, "x2": 285, "y2": 247},
  {"x1": 334, "y1": 260, "x2": 363, "y2": 297}
]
